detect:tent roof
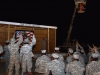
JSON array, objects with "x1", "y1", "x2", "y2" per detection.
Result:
[{"x1": 0, "y1": 21, "x2": 57, "y2": 29}]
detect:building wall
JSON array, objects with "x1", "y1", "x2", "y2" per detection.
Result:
[{"x1": 0, "y1": 24, "x2": 56, "y2": 53}]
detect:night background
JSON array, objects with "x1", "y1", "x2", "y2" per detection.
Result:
[{"x1": 0, "y1": 1, "x2": 100, "y2": 46}]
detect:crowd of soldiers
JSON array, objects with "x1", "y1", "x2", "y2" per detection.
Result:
[
  {"x1": 0, "y1": 31, "x2": 36, "y2": 75},
  {"x1": 34, "y1": 42, "x2": 100, "y2": 75},
  {"x1": 0, "y1": 31, "x2": 100, "y2": 75}
]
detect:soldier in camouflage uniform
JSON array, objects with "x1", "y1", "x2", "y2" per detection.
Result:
[
  {"x1": 75, "y1": 42, "x2": 85, "y2": 65},
  {"x1": 8, "y1": 33, "x2": 23, "y2": 75},
  {"x1": 65, "y1": 48, "x2": 73, "y2": 64},
  {"x1": 20, "y1": 34, "x2": 36, "y2": 75},
  {"x1": 35, "y1": 50, "x2": 51, "y2": 75},
  {"x1": 54, "y1": 47, "x2": 64, "y2": 62},
  {"x1": 65, "y1": 53, "x2": 85, "y2": 75},
  {"x1": 4, "y1": 40, "x2": 10, "y2": 72},
  {"x1": 46, "y1": 53, "x2": 65, "y2": 75},
  {"x1": 86, "y1": 53, "x2": 100, "y2": 75},
  {"x1": 92, "y1": 72, "x2": 100, "y2": 75}
]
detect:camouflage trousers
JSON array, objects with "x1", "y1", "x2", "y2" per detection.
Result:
[
  {"x1": 8, "y1": 56, "x2": 20, "y2": 75},
  {"x1": 5, "y1": 56, "x2": 10, "y2": 71},
  {"x1": 21, "y1": 57, "x2": 32, "y2": 75}
]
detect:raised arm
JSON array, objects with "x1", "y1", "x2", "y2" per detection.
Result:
[
  {"x1": 17, "y1": 33, "x2": 23, "y2": 45},
  {"x1": 30, "y1": 35, "x2": 36, "y2": 47}
]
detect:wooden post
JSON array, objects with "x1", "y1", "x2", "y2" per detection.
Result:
[
  {"x1": 55, "y1": 29, "x2": 56, "y2": 47},
  {"x1": 32, "y1": 28, "x2": 34, "y2": 31},
  {"x1": 48, "y1": 28, "x2": 49, "y2": 52},
  {"x1": 15, "y1": 26, "x2": 16, "y2": 30},
  {"x1": 8, "y1": 25, "x2": 10, "y2": 40}
]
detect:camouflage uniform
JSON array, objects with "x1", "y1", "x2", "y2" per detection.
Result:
[
  {"x1": 4, "y1": 44, "x2": 10, "y2": 71},
  {"x1": 79, "y1": 55, "x2": 85, "y2": 66},
  {"x1": 92, "y1": 72, "x2": 100, "y2": 75},
  {"x1": 35, "y1": 55, "x2": 51, "y2": 74},
  {"x1": 81, "y1": 52, "x2": 88, "y2": 64},
  {"x1": 46, "y1": 59, "x2": 65, "y2": 75},
  {"x1": 65, "y1": 55, "x2": 73, "y2": 64},
  {"x1": 76, "y1": 44, "x2": 85, "y2": 65},
  {"x1": 86, "y1": 61, "x2": 99, "y2": 75},
  {"x1": 58, "y1": 54, "x2": 64, "y2": 62},
  {"x1": 65, "y1": 60, "x2": 85, "y2": 75},
  {"x1": 20, "y1": 34, "x2": 36, "y2": 74},
  {"x1": 31, "y1": 35, "x2": 36, "y2": 46},
  {"x1": 8, "y1": 34, "x2": 23, "y2": 75},
  {"x1": 20, "y1": 44, "x2": 34, "y2": 74}
]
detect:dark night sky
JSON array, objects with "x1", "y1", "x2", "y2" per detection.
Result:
[{"x1": 0, "y1": 1, "x2": 100, "y2": 46}]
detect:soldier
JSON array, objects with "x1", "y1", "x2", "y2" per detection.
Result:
[
  {"x1": 74, "y1": 51, "x2": 85, "y2": 66},
  {"x1": 75, "y1": 42, "x2": 85, "y2": 65},
  {"x1": 20, "y1": 35, "x2": 36, "y2": 75},
  {"x1": 65, "y1": 48, "x2": 73, "y2": 64},
  {"x1": 65, "y1": 53, "x2": 85, "y2": 75},
  {"x1": 46, "y1": 53, "x2": 65, "y2": 75},
  {"x1": 86, "y1": 53, "x2": 100, "y2": 75},
  {"x1": 35, "y1": 50, "x2": 51, "y2": 75},
  {"x1": 80, "y1": 49, "x2": 88, "y2": 64},
  {"x1": 87, "y1": 44, "x2": 100, "y2": 63},
  {"x1": 54, "y1": 47, "x2": 64, "y2": 62},
  {"x1": 8, "y1": 32, "x2": 23, "y2": 75},
  {"x1": 42, "y1": 38, "x2": 47, "y2": 50},
  {"x1": 4, "y1": 40, "x2": 10, "y2": 72},
  {"x1": 93, "y1": 45, "x2": 100, "y2": 55},
  {"x1": 87, "y1": 48, "x2": 94, "y2": 63}
]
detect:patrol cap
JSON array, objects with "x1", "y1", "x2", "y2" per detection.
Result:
[
  {"x1": 91, "y1": 53, "x2": 99, "y2": 58},
  {"x1": 51, "y1": 53, "x2": 59, "y2": 58},
  {"x1": 73, "y1": 53, "x2": 79, "y2": 59},
  {"x1": 55, "y1": 47, "x2": 59, "y2": 51},
  {"x1": 68, "y1": 48, "x2": 73, "y2": 53},
  {"x1": 74, "y1": 52, "x2": 79, "y2": 54},
  {"x1": 41, "y1": 50, "x2": 46, "y2": 53}
]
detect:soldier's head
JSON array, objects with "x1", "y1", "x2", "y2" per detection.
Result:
[
  {"x1": 80, "y1": 49, "x2": 84, "y2": 54},
  {"x1": 72, "y1": 53, "x2": 79, "y2": 61},
  {"x1": 10, "y1": 38, "x2": 16, "y2": 44},
  {"x1": 41, "y1": 50, "x2": 46, "y2": 55},
  {"x1": 89, "y1": 49, "x2": 94, "y2": 54},
  {"x1": 90, "y1": 53, "x2": 99, "y2": 61},
  {"x1": 54, "y1": 47, "x2": 60, "y2": 53},
  {"x1": 51, "y1": 53, "x2": 59, "y2": 60},
  {"x1": 5, "y1": 40, "x2": 10, "y2": 45},
  {"x1": 23, "y1": 38, "x2": 29, "y2": 44},
  {"x1": 68, "y1": 48, "x2": 73, "y2": 55}
]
